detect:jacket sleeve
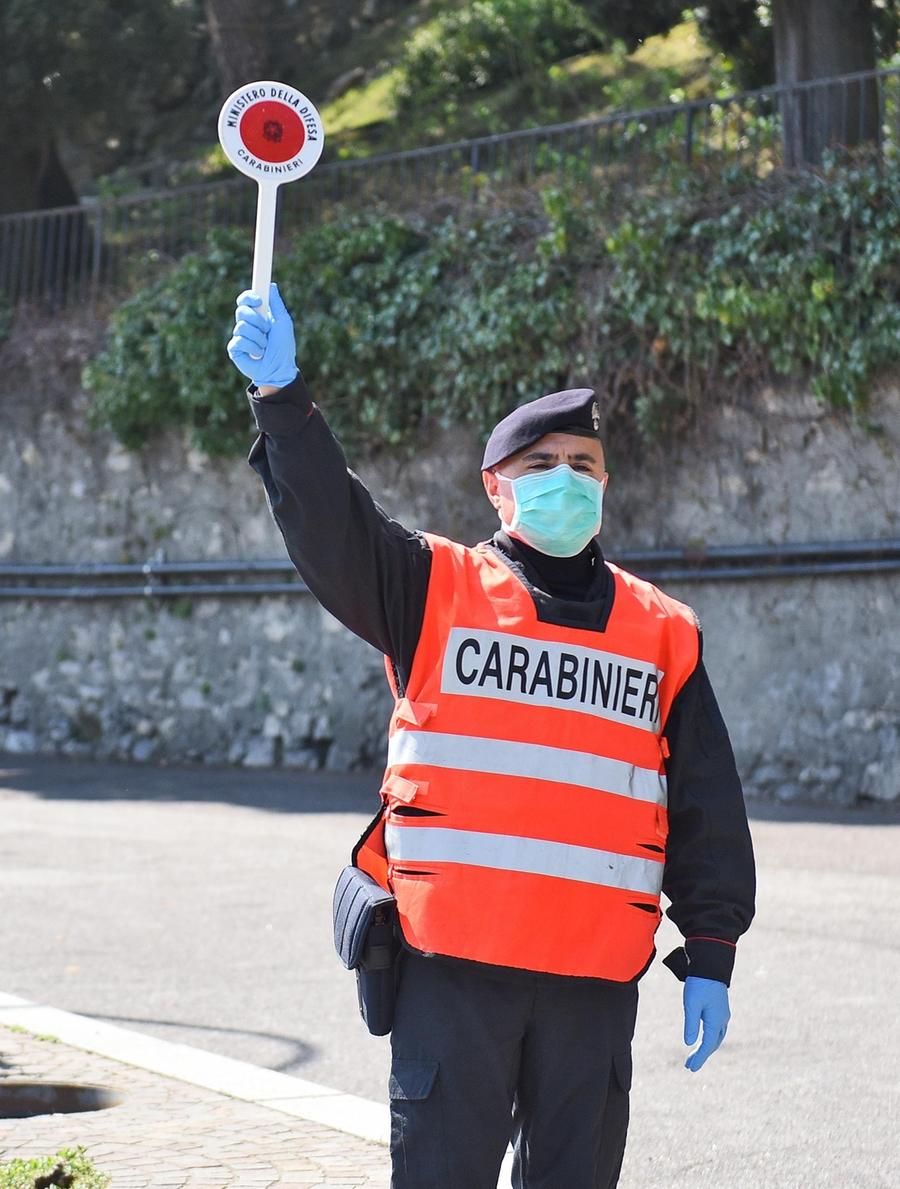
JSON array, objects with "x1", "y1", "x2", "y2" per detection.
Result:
[
  {"x1": 659, "y1": 648, "x2": 756, "y2": 987},
  {"x1": 246, "y1": 373, "x2": 432, "y2": 685}
]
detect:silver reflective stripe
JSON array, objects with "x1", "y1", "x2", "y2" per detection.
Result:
[
  {"x1": 385, "y1": 824, "x2": 664, "y2": 896},
  {"x1": 387, "y1": 730, "x2": 666, "y2": 806}
]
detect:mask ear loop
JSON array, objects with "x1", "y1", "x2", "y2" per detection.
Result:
[
  {"x1": 595, "y1": 473, "x2": 608, "y2": 536},
  {"x1": 578, "y1": 471, "x2": 605, "y2": 538},
  {"x1": 494, "y1": 471, "x2": 521, "y2": 535}
]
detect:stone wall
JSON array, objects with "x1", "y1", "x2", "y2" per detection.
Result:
[{"x1": 1, "y1": 313, "x2": 898, "y2": 803}]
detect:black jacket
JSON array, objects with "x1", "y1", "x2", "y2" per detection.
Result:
[{"x1": 247, "y1": 373, "x2": 756, "y2": 986}]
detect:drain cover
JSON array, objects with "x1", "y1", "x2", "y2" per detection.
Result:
[{"x1": 0, "y1": 1081, "x2": 123, "y2": 1118}]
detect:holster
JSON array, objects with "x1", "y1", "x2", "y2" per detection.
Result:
[{"x1": 332, "y1": 864, "x2": 400, "y2": 1037}]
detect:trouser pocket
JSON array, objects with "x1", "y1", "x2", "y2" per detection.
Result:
[
  {"x1": 595, "y1": 1049, "x2": 632, "y2": 1189},
  {"x1": 612, "y1": 1048, "x2": 632, "y2": 1094},
  {"x1": 389, "y1": 1057, "x2": 446, "y2": 1189}
]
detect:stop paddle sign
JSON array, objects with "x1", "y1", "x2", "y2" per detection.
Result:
[{"x1": 217, "y1": 81, "x2": 325, "y2": 318}]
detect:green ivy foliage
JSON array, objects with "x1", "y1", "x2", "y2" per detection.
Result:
[
  {"x1": 84, "y1": 210, "x2": 579, "y2": 456},
  {"x1": 597, "y1": 157, "x2": 900, "y2": 436},
  {"x1": 84, "y1": 157, "x2": 900, "y2": 458}
]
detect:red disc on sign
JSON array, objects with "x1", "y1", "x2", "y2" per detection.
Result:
[{"x1": 239, "y1": 101, "x2": 305, "y2": 163}]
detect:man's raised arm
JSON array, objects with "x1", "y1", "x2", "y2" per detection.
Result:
[{"x1": 227, "y1": 284, "x2": 431, "y2": 679}]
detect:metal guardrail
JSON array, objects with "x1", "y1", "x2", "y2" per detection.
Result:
[
  {"x1": 621, "y1": 541, "x2": 900, "y2": 584},
  {"x1": 0, "y1": 558, "x2": 309, "y2": 600},
  {"x1": 1, "y1": 67, "x2": 898, "y2": 311},
  {"x1": 0, "y1": 540, "x2": 897, "y2": 600}
]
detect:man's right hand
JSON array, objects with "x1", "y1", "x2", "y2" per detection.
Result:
[{"x1": 226, "y1": 282, "x2": 299, "y2": 391}]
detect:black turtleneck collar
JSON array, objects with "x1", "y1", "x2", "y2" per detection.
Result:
[
  {"x1": 489, "y1": 531, "x2": 615, "y2": 633},
  {"x1": 495, "y1": 531, "x2": 593, "y2": 600}
]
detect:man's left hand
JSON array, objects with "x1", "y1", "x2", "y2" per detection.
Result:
[{"x1": 683, "y1": 976, "x2": 730, "y2": 1072}]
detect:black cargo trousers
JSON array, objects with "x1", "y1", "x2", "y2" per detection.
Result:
[{"x1": 389, "y1": 950, "x2": 639, "y2": 1189}]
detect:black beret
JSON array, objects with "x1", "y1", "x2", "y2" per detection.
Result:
[{"x1": 481, "y1": 388, "x2": 601, "y2": 470}]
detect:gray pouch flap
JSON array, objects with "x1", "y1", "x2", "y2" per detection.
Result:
[
  {"x1": 333, "y1": 864, "x2": 395, "y2": 970},
  {"x1": 389, "y1": 1058, "x2": 439, "y2": 1101}
]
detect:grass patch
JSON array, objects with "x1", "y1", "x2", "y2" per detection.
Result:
[
  {"x1": 631, "y1": 19, "x2": 710, "y2": 75},
  {"x1": 324, "y1": 17, "x2": 720, "y2": 155},
  {"x1": 0, "y1": 1148, "x2": 110, "y2": 1189},
  {"x1": 321, "y1": 70, "x2": 403, "y2": 143}
]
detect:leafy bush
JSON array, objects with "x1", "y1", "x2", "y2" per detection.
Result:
[
  {"x1": 85, "y1": 158, "x2": 900, "y2": 457},
  {"x1": 596, "y1": 157, "x2": 900, "y2": 434},
  {"x1": 83, "y1": 232, "x2": 250, "y2": 455},
  {"x1": 396, "y1": 0, "x2": 603, "y2": 111},
  {"x1": 84, "y1": 208, "x2": 579, "y2": 456}
]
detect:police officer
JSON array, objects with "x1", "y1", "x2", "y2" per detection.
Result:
[{"x1": 228, "y1": 284, "x2": 756, "y2": 1189}]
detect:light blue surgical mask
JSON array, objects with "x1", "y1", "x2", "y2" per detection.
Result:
[{"x1": 498, "y1": 463, "x2": 605, "y2": 557}]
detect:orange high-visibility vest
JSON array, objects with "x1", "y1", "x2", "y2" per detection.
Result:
[{"x1": 356, "y1": 533, "x2": 699, "y2": 981}]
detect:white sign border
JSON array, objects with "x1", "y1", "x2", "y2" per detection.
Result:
[{"x1": 217, "y1": 80, "x2": 325, "y2": 184}]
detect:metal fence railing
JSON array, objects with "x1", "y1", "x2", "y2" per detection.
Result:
[{"x1": 1, "y1": 66, "x2": 897, "y2": 311}]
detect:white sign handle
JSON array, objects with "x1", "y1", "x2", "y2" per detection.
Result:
[{"x1": 251, "y1": 181, "x2": 278, "y2": 321}]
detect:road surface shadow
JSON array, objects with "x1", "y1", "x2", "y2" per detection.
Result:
[
  {"x1": 91, "y1": 1013, "x2": 318, "y2": 1075},
  {"x1": 2, "y1": 753, "x2": 898, "y2": 824},
  {"x1": 0, "y1": 754, "x2": 377, "y2": 814},
  {"x1": 746, "y1": 797, "x2": 900, "y2": 826}
]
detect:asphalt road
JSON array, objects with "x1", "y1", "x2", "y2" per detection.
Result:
[{"x1": 1, "y1": 754, "x2": 898, "y2": 1187}]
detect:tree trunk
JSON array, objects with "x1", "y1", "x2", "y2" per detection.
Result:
[
  {"x1": 0, "y1": 133, "x2": 79, "y2": 216},
  {"x1": 774, "y1": 0, "x2": 879, "y2": 166},
  {"x1": 205, "y1": 0, "x2": 272, "y2": 96}
]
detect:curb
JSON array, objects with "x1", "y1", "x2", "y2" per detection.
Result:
[
  {"x1": 0, "y1": 991, "x2": 389, "y2": 1146},
  {"x1": 0, "y1": 992, "x2": 516, "y2": 1185}
]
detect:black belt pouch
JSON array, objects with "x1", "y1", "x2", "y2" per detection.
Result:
[{"x1": 332, "y1": 865, "x2": 399, "y2": 1037}]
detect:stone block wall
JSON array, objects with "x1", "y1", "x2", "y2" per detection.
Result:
[{"x1": 1, "y1": 315, "x2": 897, "y2": 803}]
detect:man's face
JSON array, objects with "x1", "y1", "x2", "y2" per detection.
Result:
[{"x1": 482, "y1": 431, "x2": 608, "y2": 525}]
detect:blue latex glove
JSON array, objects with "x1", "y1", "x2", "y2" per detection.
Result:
[
  {"x1": 226, "y1": 282, "x2": 298, "y2": 389},
  {"x1": 683, "y1": 976, "x2": 730, "y2": 1072}
]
